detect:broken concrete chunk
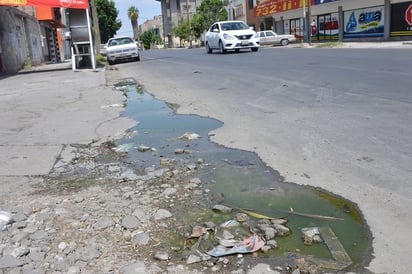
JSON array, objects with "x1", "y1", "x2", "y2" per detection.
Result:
[{"x1": 212, "y1": 204, "x2": 232, "y2": 214}]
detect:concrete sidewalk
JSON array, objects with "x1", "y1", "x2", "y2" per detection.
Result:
[
  {"x1": 299, "y1": 40, "x2": 412, "y2": 48},
  {"x1": 0, "y1": 64, "x2": 135, "y2": 176}
]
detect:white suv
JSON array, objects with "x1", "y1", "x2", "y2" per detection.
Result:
[
  {"x1": 106, "y1": 36, "x2": 140, "y2": 65},
  {"x1": 205, "y1": 21, "x2": 260, "y2": 54}
]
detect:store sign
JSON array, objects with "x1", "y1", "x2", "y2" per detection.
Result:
[
  {"x1": 406, "y1": 4, "x2": 412, "y2": 25},
  {"x1": 390, "y1": 1, "x2": 412, "y2": 36},
  {"x1": 0, "y1": 0, "x2": 88, "y2": 9},
  {"x1": 344, "y1": 6, "x2": 384, "y2": 37},
  {"x1": 254, "y1": 0, "x2": 313, "y2": 17}
]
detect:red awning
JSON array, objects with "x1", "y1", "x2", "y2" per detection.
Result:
[{"x1": 0, "y1": 0, "x2": 88, "y2": 9}]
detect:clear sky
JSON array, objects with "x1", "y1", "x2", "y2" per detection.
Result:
[{"x1": 112, "y1": 0, "x2": 161, "y2": 37}]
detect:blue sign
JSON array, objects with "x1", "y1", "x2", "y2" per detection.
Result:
[{"x1": 344, "y1": 6, "x2": 385, "y2": 37}]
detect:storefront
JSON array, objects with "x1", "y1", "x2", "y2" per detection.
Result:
[{"x1": 254, "y1": 0, "x2": 412, "y2": 41}]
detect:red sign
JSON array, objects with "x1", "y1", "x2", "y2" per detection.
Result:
[
  {"x1": 254, "y1": 0, "x2": 313, "y2": 18},
  {"x1": 406, "y1": 4, "x2": 412, "y2": 26},
  {"x1": 0, "y1": 0, "x2": 88, "y2": 9}
]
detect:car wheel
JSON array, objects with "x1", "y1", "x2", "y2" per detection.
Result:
[
  {"x1": 235, "y1": 49, "x2": 240, "y2": 53},
  {"x1": 135, "y1": 55, "x2": 140, "y2": 62},
  {"x1": 108, "y1": 60, "x2": 114, "y2": 65},
  {"x1": 219, "y1": 41, "x2": 226, "y2": 54},
  {"x1": 206, "y1": 42, "x2": 212, "y2": 54},
  {"x1": 281, "y1": 39, "x2": 289, "y2": 46},
  {"x1": 251, "y1": 47, "x2": 259, "y2": 52}
]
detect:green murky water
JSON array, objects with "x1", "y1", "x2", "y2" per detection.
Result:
[{"x1": 116, "y1": 81, "x2": 371, "y2": 270}]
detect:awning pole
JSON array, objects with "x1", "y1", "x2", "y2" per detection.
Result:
[{"x1": 86, "y1": 9, "x2": 96, "y2": 70}]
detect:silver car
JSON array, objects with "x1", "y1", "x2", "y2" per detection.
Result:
[
  {"x1": 257, "y1": 31, "x2": 296, "y2": 46},
  {"x1": 205, "y1": 21, "x2": 260, "y2": 54},
  {"x1": 106, "y1": 36, "x2": 140, "y2": 65}
]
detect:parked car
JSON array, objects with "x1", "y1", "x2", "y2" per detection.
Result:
[
  {"x1": 205, "y1": 21, "x2": 260, "y2": 54},
  {"x1": 257, "y1": 31, "x2": 296, "y2": 46},
  {"x1": 99, "y1": 44, "x2": 107, "y2": 56},
  {"x1": 106, "y1": 36, "x2": 140, "y2": 65}
]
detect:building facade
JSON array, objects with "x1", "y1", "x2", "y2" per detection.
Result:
[
  {"x1": 0, "y1": 5, "x2": 69, "y2": 74},
  {"x1": 140, "y1": 15, "x2": 164, "y2": 46},
  {"x1": 0, "y1": 6, "x2": 44, "y2": 73},
  {"x1": 157, "y1": 0, "x2": 202, "y2": 47},
  {"x1": 254, "y1": 0, "x2": 412, "y2": 41},
  {"x1": 155, "y1": 0, "x2": 411, "y2": 46}
]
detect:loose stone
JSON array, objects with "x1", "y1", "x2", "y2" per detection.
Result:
[
  {"x1": 122, "y1": 215, "x2": 140, "y2": 229},
  {"x1": 186, "y1": 254, "x2": 201, "y2": 264},
  {"x1": 154, "y1": 209, "x2": 172, "y2": 221},
  {"x1": 212, "y1": 204, "x2": 232, "y2": 213},
  {"x1": 154, "y1": 251, "x2": 169, "y2": 261}
]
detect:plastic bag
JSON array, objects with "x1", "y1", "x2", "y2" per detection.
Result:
[{"x1": 0, "y1": 211, "x2": 13, "y2": 231}]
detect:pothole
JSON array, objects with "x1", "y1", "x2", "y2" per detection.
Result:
[{"x1": 113, "y1": 79, "x2": 372, "y2": 272}]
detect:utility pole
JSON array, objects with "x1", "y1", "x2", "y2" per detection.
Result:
[
  {"x1": 308, "y1": 0, "x2": 312, "y2": 45},
  {"x1": 89, "y1": 0, "x2": 101, "y2": 54},
  {"x1": 302, "y1": 0, "x2": 306, "y2": 43}
]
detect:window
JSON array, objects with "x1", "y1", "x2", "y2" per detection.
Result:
[
  {"x1": 248, "y1": 0, "x2": 254, "y2": 10},
  {"x1": 233, "y1": 4, "x2": 245, "y2": 19}
]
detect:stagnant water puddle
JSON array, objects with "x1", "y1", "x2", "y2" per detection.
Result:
[{"x1": 114, "y1": 79, "x2": 371, "y2": 271}]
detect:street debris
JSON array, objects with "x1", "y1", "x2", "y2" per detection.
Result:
[
  {"x1": 0, "y1": 211, "x2": 13, "y2": 231},
  {"x1": 302, "y1": 227, "x2": 323, "y2": 245},
  {"x1": 294, "y1": 226, "x2": 353, "y2": 270},
  {"x1": 282, "y1": 207, "x2": 344, "y2": 221},
  {"x1": 208, "y1": 234, "x2": 265, "y2": 257},
  {"x1": 178, "y1": 132, "x2": 201, "y2": 141},
  {"x1": 111, "y1": 143, "x2": 135, "y2": 152}
]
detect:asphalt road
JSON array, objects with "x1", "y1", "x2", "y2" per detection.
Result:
[{"x1": 115, "y1": 46, "x2": 412, "y2": 273}]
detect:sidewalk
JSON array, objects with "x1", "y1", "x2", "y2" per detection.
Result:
[
  {"x1": 297, "y1": 40, "x2": 412, "y2": 48},
  {"x1": 0, "y1": 64, "x2": 135, "y2": 176}
]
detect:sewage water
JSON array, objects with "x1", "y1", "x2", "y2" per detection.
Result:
[{"x1": 116, "y1": 81, "x2": 371, "y2": 270}]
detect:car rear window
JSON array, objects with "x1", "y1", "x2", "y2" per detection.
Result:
[{"x1": 108, "y1": 38, "x2": 133, "y2": 46}]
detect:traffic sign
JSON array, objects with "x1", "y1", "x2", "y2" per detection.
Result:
[{"x1": 406, "y1": 4, "x2": 412, "y2": 26}]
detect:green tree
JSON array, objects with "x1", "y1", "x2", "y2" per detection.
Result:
[
  {"x1": 195, "y1": 0, "x2": 228, "y2": 32},
  {"x1": 96, "y1": 0, "x2": 122, "y2": 43},
  {"x1": 190, "y1": 13, "x2": 205, "y2": 40},
  {"x1": 128, "y1": 6, "x2": 140, "y2": 40},
  {"x1": 173, "y1": 20, "x2": 191, "y2": 47},
  {"x1": 140, "y1": 29, "x2": 162, "y2": 49}
]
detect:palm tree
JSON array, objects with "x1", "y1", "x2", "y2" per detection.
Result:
[{"x1": 128, "y1": 6, "x2": 140, "y2": 41}]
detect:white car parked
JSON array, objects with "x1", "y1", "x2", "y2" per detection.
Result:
[
  {"x1": 205, "y1": 21, "x2": 260, "y2": 54},
  {"x1": 257, "y1": 30, "x2": 296, "y2": 46},
  {"x1": 106, "y1": 36, "x2": 140, "y2": 65}
]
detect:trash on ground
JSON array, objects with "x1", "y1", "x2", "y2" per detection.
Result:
[
  {"x1": 207, "y1": 234, "x2": 265, "y2": 257},
  {"x1": 283, "y1": 207, "x2": 344, "y2": 221},
  {"x1": 112, "y1": 143, "x2": 135, "y2": 152},
  {"x1": 236, "y1": 208, "x2": 278, "y2": 220},
  {"x1": 298, "y1": 226, "x2": 352, "y2": 270},
  {"x1": 178, "y1": 132, "x2": 201, "y2": 141},
  {"x1": 0, "y1": 211, "x2": 13, "y2": 231},
  {"x1": 187, "y1": 226, "x2": 212, "y2": 239},
  {"x1": 301, "y1": 227, "x2": 323, "y2": 245},
  {"x1": 220, "y1": 220, "x2": 240, "y2": 228}
]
